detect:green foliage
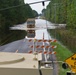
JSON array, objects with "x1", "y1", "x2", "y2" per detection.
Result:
[
  {"x1": 50, "y1": 29, "x2": 76, "y2": 53},
  {"x1": 44, "y1": 0, "x2": 76, "y2": 53},
  {"x1": 44, "y1": 0, "x2": 76, "y2": 29},
  {"x1": 51, "y1": 41, "x2": 73, "y2": 75},
  {"x1": 51, "y1": 42, "x2": 73, "y2": 61},
  {"x1": 32, "y1": 10, "x2": 38, "y2": 18},
  {"x1": 42, "y1": 9, "x2": 46, "y2": 14},
  {"x1": 0, "y1": 0, "x2": 38, "y2": 45}
]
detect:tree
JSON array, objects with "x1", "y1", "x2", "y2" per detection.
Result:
[
  {"x1": 32, "y1": 10, "x2": 38, "y2": 17},
  {"x1": 0, "y1": 0, "x2": 36, "y2": 45}
]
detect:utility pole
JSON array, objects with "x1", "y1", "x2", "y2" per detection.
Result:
[
  {"x1": 54, "y1": 3, "x2": 57, "y2": 24},
  {"x1": 53, "y1": 3, "x2": 57, "y2": 39}
]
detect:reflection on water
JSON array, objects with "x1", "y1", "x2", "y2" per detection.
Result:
[
  {"x1": 0, "y1": 19, "x2": 56, "y2": 45},
  {"x1": 35, "y1": 29, "x2": 51, "y2": 39},
  {"x1": 0, "y1": 30, "x2": 26, "y2": 45}
]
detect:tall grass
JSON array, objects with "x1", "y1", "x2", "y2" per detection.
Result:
[{"x1": 51, "y1": 42, "x2": 73, "y2": 75}]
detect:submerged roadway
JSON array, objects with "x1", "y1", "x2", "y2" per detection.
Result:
[{"x1": 0, "y1": 19, "x2": 58, "y2": 75}]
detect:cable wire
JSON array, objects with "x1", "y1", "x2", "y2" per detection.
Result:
[{"x1": 0, "y1": 0, "x2": 50, "y2": 11}]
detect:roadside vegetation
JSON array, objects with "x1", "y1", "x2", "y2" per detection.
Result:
[
  {"x1": 50, "y1": 29, "x2": 76, "y2": 53},
  {"x1": 42, "y1": 0, "x2": 76, "y2": 53},
  {"x1": 0, "y1": 0, "x2": 38, "y2": 45},
  {"x1": 51, "y1": 41, "x2": 73, "y2": 75},
  {"x1": 47, "y1": 0, "x2": 76, "y2": 71}
]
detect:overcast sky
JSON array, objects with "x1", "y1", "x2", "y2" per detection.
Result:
[{"x1": 24, "y1": 0, "x2": 50, "y2": 14}]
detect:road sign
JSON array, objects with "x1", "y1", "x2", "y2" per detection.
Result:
[{"x1": 65, "y1": 54, "x2": 76, "y2": 73}]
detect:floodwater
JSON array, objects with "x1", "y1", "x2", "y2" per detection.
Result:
[
  {"x1": 11, "y1": 19, "x2": 56, "y2": 40},
  {"x1": 0, "y1": 19, "x2": 55, "y2": 51},
  {"x1": 35, "y1": 19, "x2": 52, "y2": 39}
]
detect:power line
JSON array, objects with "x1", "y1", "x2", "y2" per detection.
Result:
[
  {"x1": 0, "y1": 0, "x2": 50, "y2": 11},
  {"x1": 0, "y1": 4, "x2": 25, "y2": 11},
  {"x1": 29, "y1": 0, "x2": 50, "y2": 5}
]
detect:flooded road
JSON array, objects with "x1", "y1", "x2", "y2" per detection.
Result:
[
  {"x1": 0, "y1": 19, "x2": 55, "y2": 51},
  {"x1": 0, "y1": 19, "x2": 54, "y2": 52},
  {"x1": 0, "y1": 19, "x2": 58, "y2": 75},
  {"x1": 35, "y1": 19, "x2": 51, "y2": 39},
  {"x1": 10, "y1": 19, "x2": 56, "y2": 39}
]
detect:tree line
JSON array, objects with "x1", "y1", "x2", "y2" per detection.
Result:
[
  {"x1": 43, "y1": 0, "x2": 76, "y2": 53},
  {"x1": 0, "y1": 0, "x2": 38, "y2": 45},
  {"x1": 43, "y1": 0, "x2": 76, "y2": 30}
]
